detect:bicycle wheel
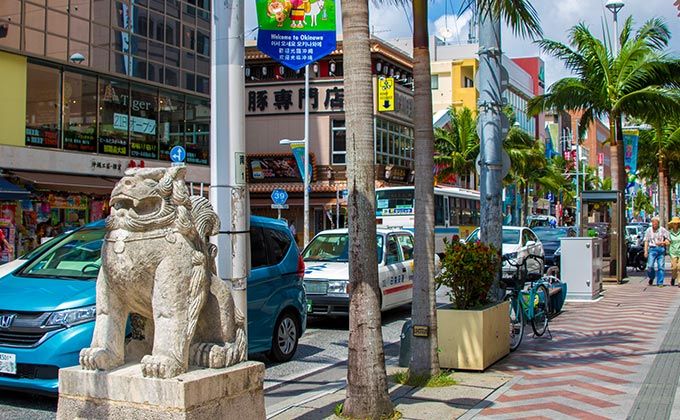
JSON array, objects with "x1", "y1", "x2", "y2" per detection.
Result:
[
  {"x1": 506, "y1": 293, "x2": 524, "y2": 351},
  {"x1": 531, "y1": 284, "x2": 550, "y2": 337}
]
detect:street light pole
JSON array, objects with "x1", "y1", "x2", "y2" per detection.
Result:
[
  {"x1": 605, "y1": 0, "x2": 624, "y2": 55},
  {"x1": 280, "y1": 66, "x2": 310, "y2": 246}
]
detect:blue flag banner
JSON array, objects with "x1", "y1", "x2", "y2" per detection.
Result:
[
  {"x1": 256, "y1": 0, "x2": 337, "y2": 71},
  {"x1": 289, "y1": 142, "x2": 313, "y2": 182},
  {"x1": 623, "y1": 129, "x2": 639, "y2": 193},
  {"x1": 623, "y1": 129, "x2": 639, "y2": 176}
]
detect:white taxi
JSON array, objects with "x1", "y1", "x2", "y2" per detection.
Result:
[{"x1": 302, "y1": 227, "x2": 440, "y2": 316}]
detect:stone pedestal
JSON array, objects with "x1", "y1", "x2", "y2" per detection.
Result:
[{"x1": 57, "y1": 361, "x2": 265, "y2": 420}]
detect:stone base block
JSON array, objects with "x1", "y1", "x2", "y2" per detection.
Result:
[{"x1": 57, "y1": 361, "x2": 265, "y2": 420}]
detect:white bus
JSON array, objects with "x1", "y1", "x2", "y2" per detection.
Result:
[{"x1": 375, "y1": 185, "x2": 481, "y2": 254}]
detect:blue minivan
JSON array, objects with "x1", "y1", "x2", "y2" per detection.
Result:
[{"x1": 0, "y1": 215, "x2": 306, "y2": 394}]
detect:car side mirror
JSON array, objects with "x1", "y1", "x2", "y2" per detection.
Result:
[{"x1": 526, "y1": 240, "x2": 537, "y2": 247}]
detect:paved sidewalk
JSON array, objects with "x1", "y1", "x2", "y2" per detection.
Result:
[{"x1": 267, "y1": 268, "x2": 680, "y2": 420}]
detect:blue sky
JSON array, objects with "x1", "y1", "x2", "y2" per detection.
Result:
[{"x1": 245, "y1": 0, "x2": 680, "y2": 87}]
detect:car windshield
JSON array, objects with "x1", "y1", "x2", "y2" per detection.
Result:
[
  {"x1": 534, "y1": 228, "x2": 571, "y2": 242},
  {"x1": 466, "y1": 228, "x2": 520, "y2": 245},
  {"x1": 302, "y1": 234, "x2": 349, "y2": 262},
  {"x1": 18, "y1": 226, "x2": 106, "y2": 280},
  {"x1": 502, "y1": 229, "x2": 520, "y2": 245},
  {"x1": 302, "y1": 233, "x2": 385, "y2": 263}
]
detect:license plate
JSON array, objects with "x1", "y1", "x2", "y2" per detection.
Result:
[
  {"x1": 0, "y1": 352, "x2": 16, "y2": 375},
  {"x1": 307, "y1": 299, "x2": 313, "y2": 313}
]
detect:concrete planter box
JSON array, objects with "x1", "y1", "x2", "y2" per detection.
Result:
[{"x1": 436, "y1": 300, "x2": 509, "y2": 371}]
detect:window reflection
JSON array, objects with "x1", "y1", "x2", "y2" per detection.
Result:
[
  {"x1": 64, "y1": 71, "x2": 98, "y2": 153},
  {"x1": 185, "y1": 97, "x2": 209, "y2": 165},
  {"x1": 129, "y1": 85, "x2": 159, "y2": 159},
  {"x1": 98, "y1": 77, "x2": 130, "y2": 156},
  {"x1": 26, "y1": 63, "x2": 61, "y2": 149},
  {"x1": 158, "y1": 93, "x2": 185, "y2": 161}
]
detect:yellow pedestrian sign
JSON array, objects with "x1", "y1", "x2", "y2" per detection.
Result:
[{"x1": 377, "y1": 77, "x2": 395, "y2": 112}]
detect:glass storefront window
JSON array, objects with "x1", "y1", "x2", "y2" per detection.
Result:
[
  {"x1": 46, "y1": 9, "x2": 67, "y2": 37},
  {"x1": 129, "y1": 85, "x2": 159, "y2": 159},
  {"x1": 92, "y1": 0, "x2": 111, "y2": 26},
  {"x1": 98, "y1": 77, "x2": 130, "y2": 156},
  {"x1": 25, "y1": 4, "x2": 46, "y2": 30},
  {"x1": 26, "y1": 63, "x2": 61, "y2": 149},
  {"x1": 25, "y1": 28, "x2": 46, "y2": 56},
  {"x1": 185, "y1": 97, "x2": 209, "y2": 165},
  {"x1": 63, "y1": 71, "x2": 98, "y2": 153},
  {"x1": 132, "y1": 5, "x2": 148, "y2": 37},
  {"x1": 158, "y1": 92, "x2": 185, "y2": 161}
]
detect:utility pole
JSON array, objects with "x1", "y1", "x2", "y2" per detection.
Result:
[{"x1": 210, "y1": 0, "x2": 249, "y2": 338}]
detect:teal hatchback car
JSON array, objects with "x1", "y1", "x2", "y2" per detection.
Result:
[{"x1": 0, "y1": 215, "x2": 306, "y2": 394}]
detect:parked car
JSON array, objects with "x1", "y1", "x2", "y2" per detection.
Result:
[
  {"x1": 465, "y1": 226, "x2": 545, "y2": 278},
  {"x1": 625, "y1": 225, "x2": 645, "y2": 247},
  {"x1": 532, "y1": 226, "x2": 577, "y2": 269},
  {"x1": 0, "y1": 215, "x2": 306, "y2": 394},
  {"x1": 302, "y1": 227, "x2": 439, "y2": 316},
  {"x1": 527, "y1": 215, "x2": 558, "y2": 229}
]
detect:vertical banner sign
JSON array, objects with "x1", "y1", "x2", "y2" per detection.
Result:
[
  {"x1": 544, "y1": 122, "x2": 560, "y2": 159},
  {"x1": 377, "y1": 77, "x2": 395, "y2": 112},
  {"x1": 256, "y1": 0, "x2": 337, "y2": 71},
  {"x1": 623, "y1": 129, "x2": 639, "y2": 190},
  {"x1": 289, "y1": 142, "x2": 313, "y2": 181}
]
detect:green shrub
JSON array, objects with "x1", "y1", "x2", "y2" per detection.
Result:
[{"x1": 435, "y1": 238, "x2": 501, "y2": 309}]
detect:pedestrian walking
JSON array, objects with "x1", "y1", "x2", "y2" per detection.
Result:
[
  {"x1": 668, "y1": 216, "x2": 680, "y2": 286},
  {"x1": 644, "y1": 216, "x2": 671, "y2": 286}
]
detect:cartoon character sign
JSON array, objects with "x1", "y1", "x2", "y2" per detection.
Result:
[
  {"x1": 285, "y1": 0, "x2": 310, "y2": 28},
  {"x1": 267, "y1": 0, "x2": 287, "y2": 27}
]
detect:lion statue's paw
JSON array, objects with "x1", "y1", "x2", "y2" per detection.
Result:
[
  {"x1": 80, "y1": 347, "x2": 123, "y2": 371},
  {"x1": 141, "y1": 354, "x2": 184, "y2": 378},
  {"x1": 191, "y1": 342, "x2": 226, "y2": 368},
  {"x1": 191, "y1": 328, "x2": 247, "y2": 369}
]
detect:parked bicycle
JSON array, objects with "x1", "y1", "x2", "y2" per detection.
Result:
[{"x1": 503, "y1": 254, "x2": 551, "y2": 351}]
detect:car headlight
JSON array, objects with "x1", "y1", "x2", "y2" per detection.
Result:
[
  {"x1": 328, "y1": 280, "x2": 349, "y2": 294},
  {"x1": 46, "y1": 305, "x2": 97, "y2": 327}
]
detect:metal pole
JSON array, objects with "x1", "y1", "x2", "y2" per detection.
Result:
[
  {"x1": 477, "y1": 13, "x2": 504, "y2": 301},
  {"x1": 576, "y1": 145, "x2": 580, "y2": 231},
  {"x1": 210, "y1": 0, "x2": 249, "y2": 340},
  {"x1": 303, "y1": 65, "x2": 310, "y2": 247}
]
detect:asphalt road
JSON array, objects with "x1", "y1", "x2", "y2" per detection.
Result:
[{"x1": 0, "y1": 302, "x2": 421, "y2": 420}]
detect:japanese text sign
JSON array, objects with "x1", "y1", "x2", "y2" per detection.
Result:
[{"x1": 256, "y1": 0, "x2": 337, "y2": 70}]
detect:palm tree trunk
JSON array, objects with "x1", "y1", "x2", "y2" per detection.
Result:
[
  {"x1": 610, "y1": 116, "x2": 626, "y2": 278},
  {"x1": 341, "y1": 0, "x2": 392, "y2": 417},
  {"x1": 409, "y1": 0, "x2": 440, "y2": 378}
]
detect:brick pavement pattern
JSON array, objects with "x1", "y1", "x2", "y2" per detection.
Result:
[{"x1": 475, "y1": 280, "x2": 680, "y2": 420}]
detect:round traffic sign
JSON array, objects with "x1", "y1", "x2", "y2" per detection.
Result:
[{"x1": 170, "y1": 146, "x2": 186, "y2": 163}]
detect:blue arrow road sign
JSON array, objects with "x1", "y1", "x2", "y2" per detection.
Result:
[
  {"x1": 271, "y1": 189, "x2": 288, "y2": 205},
  {"x1": 170, "y1": 146, "x2": 186, "y2": 163}
]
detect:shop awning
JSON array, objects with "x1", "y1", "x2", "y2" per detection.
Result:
[
  {"x1": 9, "y1": 170, "x2": 119, "y2": 195},
  {"x1": 0, "y1": 177, "x2": 31, "y2": 201}
]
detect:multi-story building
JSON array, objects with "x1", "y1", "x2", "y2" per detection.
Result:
[
  {"x1": 0, "y1": 0, "x2": 215, "y2": 256},
  {"x1": 0, "y1": 0, "x2": 415, "y2": 254},
  {"x1": 244, "y1": 39, "x2": 416, "y2": 242}
]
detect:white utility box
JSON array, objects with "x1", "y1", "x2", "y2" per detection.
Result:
[{"x1": 560, "y1": 237, "x2": 602, "y2": 301}]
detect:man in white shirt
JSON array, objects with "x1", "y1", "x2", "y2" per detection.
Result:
[{"x1": 644, "y1": 216, "x2": 671, "y2": 286}]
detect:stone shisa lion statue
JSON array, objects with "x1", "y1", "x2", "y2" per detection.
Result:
[{"x1": 79, "y1": 166, "x2": 247, "y2": 379}]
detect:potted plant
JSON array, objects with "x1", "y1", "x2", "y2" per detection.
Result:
[{"x1": 435, "y1": 238, "x2": 509, "y2": 370}]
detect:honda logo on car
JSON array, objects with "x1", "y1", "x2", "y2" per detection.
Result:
[{"x1": 0, "y1": 314, "x2": 16, "y2": 329}]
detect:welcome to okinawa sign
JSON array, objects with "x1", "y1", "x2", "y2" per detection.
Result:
[{"x1": 256, "y1": 0, "x2": 337, "y2": 70}]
